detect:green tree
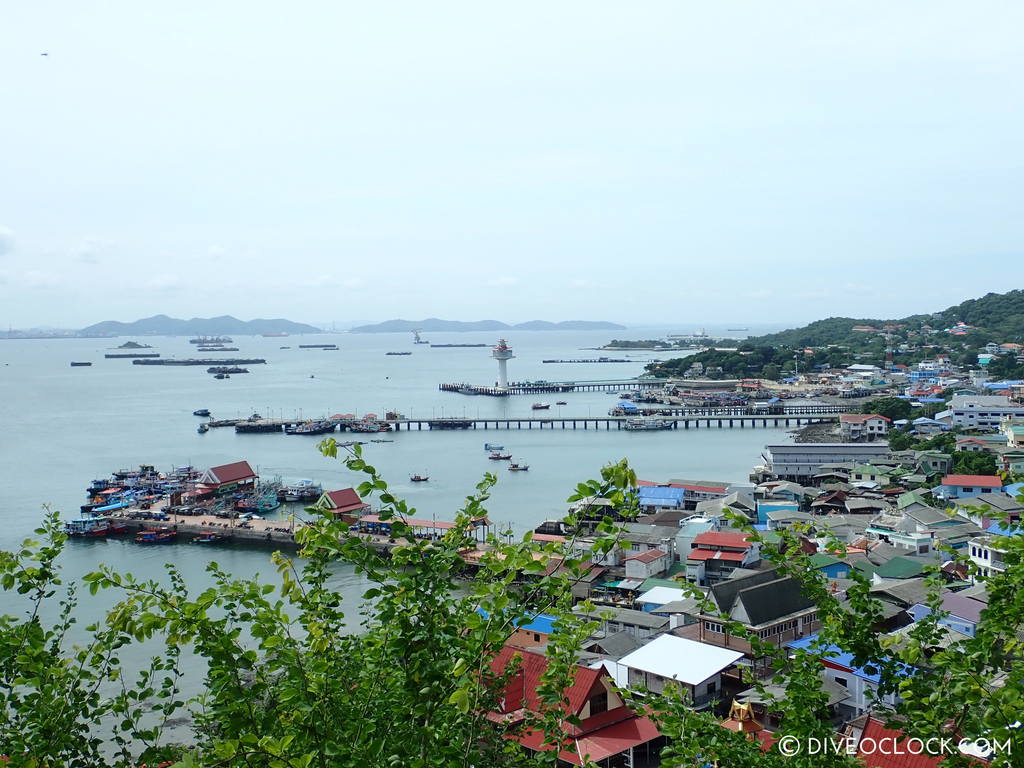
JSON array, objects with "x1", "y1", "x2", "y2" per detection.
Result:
[
  {"x1": 862, "y1": 396, "x2": 913, "y2": 421},
  {"x1": 951, "y1": 450, "x2": 998, "y2": 476},
  {"x1": 761, "y1": 363, "x2": 781, "y2": 381}
]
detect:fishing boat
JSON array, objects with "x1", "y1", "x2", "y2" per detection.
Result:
[
  {"x1": 64, "y1": 516, "x2": 128, "y2": 537},
  {"x1": 277, "y1": 480, "x2": 323, "y2": 502},
  {"x1": 285, "y1": 420, "x2": 336, "y2": 435},
  {"x1": 410, "y1": 473, "x2": 429, "y2": 482},
  {"x1": 193, "y1": 408, "x2": 211, "y2": 417},
  {"x1": 192, "y1": 531, "x2": 227, "y2": 544},
  {"x1": 508, "y1": 462, "x2": 529, "y2": 472},
  {"x1": 531, "y1": 403, "x2": 550, "y2": 410},
  {"x1": 198, "y1": 423, "x2": 209, "y2": 434},
  {"x1": 135, "y1": 528, "x2": 177, "y2": 544},
  {"x1": 488, "y1": 452, "x2": 512, "y2": 460},
  {"x1": 483, "y1": 443, "x2": 504, "y2": 451},
  {"x1": 555, "y1": 401, "x2": 567, "y2": 405}
]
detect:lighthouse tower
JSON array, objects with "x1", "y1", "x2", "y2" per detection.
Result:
[{"x1": 491, "y1": 339, "x2": 514, "y2": 389}]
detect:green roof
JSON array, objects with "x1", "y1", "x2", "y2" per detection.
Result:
[
  {"x1": 875, "y1": 556, "x2": 929, "y2": 580},
  {"x1": 639, "y1": 577, "x2": 683, "y2": 592},
  {"x1": 897, "y1": 491, "x2": 931, "y2": 509},
  {"x1": 852, "y1": 464, "x2": 888, "y2": 476},
  {"x1": 808, "y1": 553, "x2": 841, "y2": 569},
  {"x1": 665, "y1": 562, "x2": 688, "y2": 578}
]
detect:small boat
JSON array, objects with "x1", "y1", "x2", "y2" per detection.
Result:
[
  {"x1": 410, "y1": 474, "x2": 429, "y2": 482},
  {"x1": 214, "y1": 373, "x2": 228, "y2": 379},
  {"x1": 64, "y1": 516, "x2": 128, "y2": 537},
  {"x1": 484, "y1": 443, "x2": 504, "y2": 451},
  {"x1": 198, "y1": 424, "x2": 209, "y2": 434},
  {"x1": 555, "y1": 401, "x2": 567, "y2": 405},
  {"x1": 531, "y1": 403, "x2": 550, "y2": 410},
  {"x1": 70, "y1": 361, "x2": 92, "y2": 367},
  {"x1": 508, "y1": 463, "x2": 529, "y2": 472},
  {"x1": 488, "y1": 452, "x2": 512, "y2": 460},
  {"x1": 193, "y1": 408, "x2": 211, "y2": 417},
  {"x1": 386, "y1": 351, "x2": 413, "y2": 356},
  {"x1": 192, "y1": 531, "x2": 226, "y2": 544},
  {"x1": 135, "y1": 528, "x2": 177, "y2": 544}
]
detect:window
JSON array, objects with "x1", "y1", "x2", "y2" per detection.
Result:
[
  {"x1": 704, "y1": 621, "x2": 724, "y2": 634},
  {"x1": 706, "y1": 681, "x2": 717, "y2": 695},
  {"x1": 589, "y1": 691, "x2": 608, "y2": 715},
  {"x1": 834, "y1": 676, "x2": 848, "y2": 688},
  {"x1": 533, "y1": 633, "x2": 540, "y2": 642}
]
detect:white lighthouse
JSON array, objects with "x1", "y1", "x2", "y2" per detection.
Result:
[{"x1": 491, "y1": 339, "x2": 514, "y2": 389}]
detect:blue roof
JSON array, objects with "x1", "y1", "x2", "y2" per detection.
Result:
[
  {"x1": 787, "y1": 633, "x2": 912, "y2": 683},
  {"x1": 1005, "y1": 482, "x2": 1024, "y2": 498},
  {"x1": 638, "y1": 486, "x2": 686, "y2": 503},
  {"x1": 916, "y1": 397, "x2": 945, "y2": 403},
  {"x1": 477, "y1": 609, "x2": 557, "y2": 635},
  {"x1": 617, "y1": 401, "x2": 639, "y2": 409},
  {"x1": 985, "y1": 522, "x2": 1024, "y2": 537}
]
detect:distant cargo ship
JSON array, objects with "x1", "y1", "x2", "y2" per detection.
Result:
[
  {"x1": 189, "y1": 336, "x2": 233, "y2": 344},
  {"x1": 262, "y1": 332, "x2": 289, "y2": 337},
  {"x1": 430, "y1": 343, "x2": 488, "y2": 348},
  {"x1": 727, "y1": 327, "x2": 749, "y2": 332}
]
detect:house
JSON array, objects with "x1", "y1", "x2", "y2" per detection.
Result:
[
  {"x1": 908, "y1": 592, "x2": 984, "y2": 637},
  {"x1": 312, "y1": 487, "x2": 371, "y2": 518},
  {"x1": 948, "y1": 394, "x2": 1024, "y2": 430},
  {"x1": 635, "y1": 586, "x2": 688, "y2": 612},
  {"x1": 968, "y1": 523, "x2": 1024, "y2": 579},
  {"x1": 624, "y1": 548, "x2": 670, "y2": 580},
  {"x1": 839, "y1": 413, "x2": 891, "y2": 441},
  {"x1": 845, "y1": 716, "x2": 943, "y2": 768},
  {"x1": 807, "y1": 552, "x2": 852, "y2": 579},
  {"x1": 787, "y1": 635, "x2": 903, "y2": 718},
  {"x1": 955, "y1": 492, "x2": 1023, "y2": 527},
  {"x1": 850, "y1": 464, "x2": 892, "y2": 486},
  {"x1": 685, "y1": 531, "x2": 760, "y2": 585},
  {"x1": 196, "y1": 460, "x2": 258, "y2": 495},
  {"x1": 489, "y1": 645, "x2": 664, "y2": 766},
  {"x1": 613, "y1": 634, "x2": 743, "y2": 707},
  {"x1": 684, "y1": 569, "x2": 820, "y2": 676},
  {"x1": 637, "y1": 485, "x2": 686, "y2": 512},
  {"x1": 915, "y1": 450, "x2": 953, "y2": 476},
  {"x1": 936, "y1": 474, "x2": 1003, "y2": 500},
  {"x1": 666, "y1": 478, "x2": 732, "y2": 509},
  {"x1": 956, "y1": 437, "x2": 994, "y2": 453},
  {"x1": 575, "y1": 606, "x2": 670, "y2": 641}
]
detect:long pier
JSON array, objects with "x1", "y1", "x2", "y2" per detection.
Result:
[{"x1": 208, "y1": 409, "x2": 840, "y2": 433}]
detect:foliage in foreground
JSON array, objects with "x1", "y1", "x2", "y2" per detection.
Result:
[{"x1": 1, "y1": 444, "x2": 1023, "y2": 766}]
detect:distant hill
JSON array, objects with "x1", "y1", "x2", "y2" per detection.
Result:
[
  {"x1": 80, "y1": 315, "x2": 322, "y2": 336},
  {"x1": 742, "y1": 290, "x2": 1024, "y2": 348},
  {"x1": 351, "y1": 318, "x2": 626, "y2": 333}
]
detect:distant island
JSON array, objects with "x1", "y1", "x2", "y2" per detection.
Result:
[
  {"x1": 351, "y1": 318, "x2": 626, "y2": 333},
  {"x1": 80, "y1": 314, "x2": 322, "y2": 337}
]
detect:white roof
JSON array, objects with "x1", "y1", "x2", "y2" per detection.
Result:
[
  {"x1": 636, "y1": 586, "x2": 687, "y2": 606},
  {"x1": 618, "y1": 634, "x2": 743, "y2": 686}
]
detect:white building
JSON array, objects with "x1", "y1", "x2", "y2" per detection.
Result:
[
  {"x1": 612, "y1": 634, "x2": 743, "y2": 707},
  {"x1": 839, "y1": 414, "x2": 891, "y2": 441},
  {"x1": 949, "y1": 395, "x2": 1024, "y2": 431}
]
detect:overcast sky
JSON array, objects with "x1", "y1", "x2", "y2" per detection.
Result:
[{"x1": 1, "y1": 2, "x2": 1022, "y2": 329}]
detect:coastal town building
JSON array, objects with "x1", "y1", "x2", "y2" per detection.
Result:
[
  {"x1": 839, "y1": 413, "x2": 891, "y2": 441},
  {"x1": 611, "y1": 634, "x2": 743, "y2": 706},
  {"x1": 948, "y1": 394, "x2": 1024, "y2": 430},
  {"x1": 761, "y1": 444, "x2": 891, "y2": 483}
]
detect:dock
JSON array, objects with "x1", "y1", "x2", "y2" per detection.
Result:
[{"x1": 206, "y1": 404, "x2": 842, "y2": 433}]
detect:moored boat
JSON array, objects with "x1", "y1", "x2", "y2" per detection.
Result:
[
  {"x1": 531, "y1": 403, "x2": 550, "y2": 410},
  {"x1": 192, "y1": 531, "x2": 227, "y2": 544},
  {"x1": 193, "y1": 408, "x2": 211, "y2": 417},
  {"x1": 198, "y1": 423, "x2": 209, "y2": 434},
  {"x1": 64, "y1": 516, "x2": 128, "y2": 537},
  {"x1": 135, "y1": 528, "x2": 177, "y2": 544},
  {"x1": 623, "y1": 417, "x2": 674, "y2": 431}
]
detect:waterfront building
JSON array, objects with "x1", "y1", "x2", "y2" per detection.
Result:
[
  {"x1": 195, "y1": 460, "x2": 258, "y2": 496},
  {"x1": 312, "y1": 487, "x2": 371, "y2": 518},
  {"x1": 839, "y1": 413, "x2": 891, "y2": 441},
  {"x1": 762, "y1": 444, "x2": 891, "y2": 482}
]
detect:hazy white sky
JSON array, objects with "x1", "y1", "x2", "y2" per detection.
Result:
[{"x1": 1, "y1": 2, "x2": 1022, "y2": 328}]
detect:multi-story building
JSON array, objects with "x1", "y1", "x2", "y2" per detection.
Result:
[
  {"x1": 949, "y1": 395, "x2": 1024, "y2": 430},
  {"x1": 761, "y1": 444, "x2": 891, "y2": 482}
]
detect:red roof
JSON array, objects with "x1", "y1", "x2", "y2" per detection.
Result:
[
  {"x1": 692, "y1": 532, "x2": 754, "y2": 549},
  {"x1": 624, "y1": 548, "x2": 667, "y2": 564},
  {"x1": 856, "y1": 717, "x2": 944, "y2": 768},
  {"x1": 670, "y1": 483, "x2": 729, "y2": 493},
  {"x1": 840, "y1": 413, "x2": 892, "y2": 423},
  {"x1": 941, "y1": 475, "x2": 1002, "y2": 488},
  {"x1": 518, "y1": 713, "x2": 662, "y2": 765},
  {"x1": 205, "y1": 460, "x2": 257, "y2": 485},
  {"x1": 322, "y1": 488, "x2": 369, "y2": 513},
  {"x1": 687, "y1": 549, "x2": 747, "y2": 562},
  {"x1": 490, "y1": 646, "x2": 605, "y2": 718}
]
